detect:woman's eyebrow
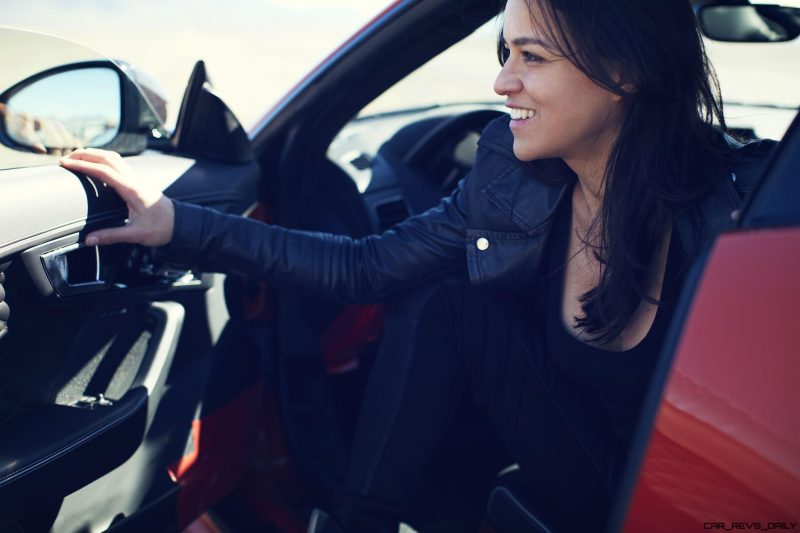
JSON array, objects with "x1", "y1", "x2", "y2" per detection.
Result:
[{"x1": 511, "y1": 36, "x2": 556, "y2": 51}]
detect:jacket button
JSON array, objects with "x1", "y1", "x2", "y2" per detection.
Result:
[{"x1": 476, "y1": 237, "x2": 489, "y2": 251}]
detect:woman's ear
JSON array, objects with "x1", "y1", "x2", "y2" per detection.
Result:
[
  {"x1": 610, "y1": 81, "x2": 636, "y2": 103},
  {"x1": 609, "y1": 64, "x2": 637, "y2": 101},
  {"x1": 621, "y1": 80, "x2": 638, "y2": 95}
]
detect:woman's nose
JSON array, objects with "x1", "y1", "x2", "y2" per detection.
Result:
[{"x1": 493, "y1": 61, "x2": 522, "y2": 96}]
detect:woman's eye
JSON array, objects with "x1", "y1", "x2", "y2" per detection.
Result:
[
  {"x1": 522, "y1": 51, "x2": 543, "y2": 63},
  {"x1": 498, "y1": 44, "x2": 543, "y2": 66}
]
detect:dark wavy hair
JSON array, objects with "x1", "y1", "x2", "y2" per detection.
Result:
[{"x1": 497, "y1": 0, "x2": 731, "y2": 342}]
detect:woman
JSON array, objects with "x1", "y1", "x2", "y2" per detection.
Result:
[{"x1": 60, "y1": 0, "x2": 774, "y2": 531}]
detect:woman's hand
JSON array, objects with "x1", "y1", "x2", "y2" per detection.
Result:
[{"x1": 60, "y1": 148, "x2": 175, "y2": 247}]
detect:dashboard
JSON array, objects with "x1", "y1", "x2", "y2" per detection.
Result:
[{"x1": 328, "y1": 103, "x2": 505, "y2": 232}]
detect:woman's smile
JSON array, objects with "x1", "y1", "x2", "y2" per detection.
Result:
[{"x1": 508, "y1": 106, "x2": 537, "y2": 130}]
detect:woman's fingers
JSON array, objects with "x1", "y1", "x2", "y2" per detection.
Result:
[
  {"x1": 64, "y1": 147, "x2": 125, "y2": 166},
  {"x1": 60, "y1": 148, "x2": 176, "y2": 248},
  {"x1": 85, "y1": 225, "x2": 139, "y2": 247},
  {"x1": 61, "y1": 149, "x2": 163, "y2": 206},
  {"x1": 60, "y1": 148, "x2": 126, "y2": 172},
  {"x1": 84, "y1": 196, "x2": 174, "y2": 247},
  {"x1": 60, "y1": 153, "x2": 140, "y2": 205}
]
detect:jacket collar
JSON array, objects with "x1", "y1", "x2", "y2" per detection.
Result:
[
  {"x1": 477, "y1": 116, "x2": 571, "y2": 235},
  {"x1": 475, "y1": 115, "x2": 776, "y2": 256}
]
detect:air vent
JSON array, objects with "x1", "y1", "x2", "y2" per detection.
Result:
[
  {"x1": 349, "y1": 153, "x2": 373, "y2": 170},
  {"x1": 375, "y1": 200, "x2": 410, "y2": 232}
]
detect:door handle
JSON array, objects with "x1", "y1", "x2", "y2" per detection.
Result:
[
  {"x1": 21, "y1": 234, "x2": 112, "y2": 297},
  {"x1": 40, "y1": 242, "x2": 110, "y2": 296}
]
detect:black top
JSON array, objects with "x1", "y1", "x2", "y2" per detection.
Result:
[{"x1": 539, "y1": 192, "x2": 687, "y2": 442}]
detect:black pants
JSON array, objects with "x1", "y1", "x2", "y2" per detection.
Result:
[{"x1": 331, "y1": 283, "x2": 628, "y2": 532}]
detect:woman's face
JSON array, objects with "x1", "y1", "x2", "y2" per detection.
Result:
[{"x1": 494, "y1": 0, "x2": 625, "y2": 165}]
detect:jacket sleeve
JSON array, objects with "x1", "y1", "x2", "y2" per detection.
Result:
[{"x1": 160, "y1": 176, "x2": 471, "y2": 302}]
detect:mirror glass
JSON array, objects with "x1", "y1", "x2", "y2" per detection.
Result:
[
  {"x1": 700, "y1": 5, "x2": 800, "y2": 43},
  {"x1": 3, "y1": 67, "x2": 121, "y2": 155}
]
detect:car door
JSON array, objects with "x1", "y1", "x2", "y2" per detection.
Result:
[
  {"x1": 0, "y1": 31, "x2": 262, "y2": 533},
  {"x1": 607, "y1": 111, "x2": 800, "y2": 532}
]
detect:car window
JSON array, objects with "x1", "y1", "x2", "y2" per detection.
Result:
[
  {"x1": 359, "y1": 19, "x2": 504, "y2": 118},
  {"x1": 328, "y1": 19, "x2": 505, "y2": 193},
  {"x1": 705, "y1": 0, "x2": 800, "y2": 139},
  {"x1": 330, "y1": 5, "x2": 799, "y2": 193}
]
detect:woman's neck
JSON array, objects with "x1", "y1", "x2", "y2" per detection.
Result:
[
  {"x1": 564, "y1": 158, "x2": 608, "y2": 225},
  {"x1": 562, "y1": 128, "x2": 619, "y2": 221}
]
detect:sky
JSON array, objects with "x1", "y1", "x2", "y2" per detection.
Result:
[{"x1": 3, "y1": 0, "x2": 391, "y2": 130}]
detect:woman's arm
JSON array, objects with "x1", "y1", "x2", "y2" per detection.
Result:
[
  {"x1": 164, "y1": 185, "x2": 468, "y2": 301},
  {"x1": 60, "y1": 148, "x2": 470, "y2": 302}
]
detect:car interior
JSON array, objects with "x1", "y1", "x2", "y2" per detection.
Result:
[
  {"x1": 0, "y1": 0, "x2": 797, "y2": 531},
  {"x1": 239, "y1": 1, "x2": 797, "y2": 531}
]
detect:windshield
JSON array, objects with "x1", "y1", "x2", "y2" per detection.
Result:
[{"x1": 703, "y1": 1, "x2": 800, "y2": 139}]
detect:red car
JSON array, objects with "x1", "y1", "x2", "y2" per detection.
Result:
[{"x1": 0, "y1": 1, "x2": 797, "y2": 532}]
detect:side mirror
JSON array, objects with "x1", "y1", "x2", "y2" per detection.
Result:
[
  {"x1": 698, "y1": 3, "x2": 800, "y2": 43},
  {"x1": 0, "y1": 65, "x2": 121, "y2": 155},
  {"x1": 0, "y1": 60, "x2": 166, "y2": 158}
]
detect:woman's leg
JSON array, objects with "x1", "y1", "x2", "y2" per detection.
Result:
[
  {"x1": 440, "y1": 284, "x2": 620, "y2": 530},
  {"x1": 329, "y1": 282, "x2": 621, "y2": 532},
  {"x1": 330, "y1": 283, "x2": 477, "y2": 532}
]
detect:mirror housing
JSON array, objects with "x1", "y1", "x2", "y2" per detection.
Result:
[
  {"x1": 0, "y1": 61, "x2": 165, "y2": 157},
  {"x1": 697, "y1": 3, "x2": 800, "y2": 43},
  {"x1": 171, "y1": 60, "x2": 253, "y2": 164}
]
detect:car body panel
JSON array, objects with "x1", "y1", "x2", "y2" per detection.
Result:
[{"x1": 622, "y1": 193, "x2": 800, "y2": 529}]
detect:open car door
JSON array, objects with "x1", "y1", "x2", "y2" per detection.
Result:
[
  {"x1": 610, "y1": 111, "x2": 800, "y2": 532},
  {"x1": 0, "y1": 30, "x2": 262, "y2": 532}
]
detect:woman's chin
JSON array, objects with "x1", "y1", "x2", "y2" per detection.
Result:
[{"x1": 512, "y1": 140, "x2": 539, "y2": 162}]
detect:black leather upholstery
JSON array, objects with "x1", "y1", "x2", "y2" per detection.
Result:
[{"x1": 0, "y1": 387, "x2": 147, "y2": 523}]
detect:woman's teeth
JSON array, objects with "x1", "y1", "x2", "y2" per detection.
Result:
[{"x1": 509, "y1": 108, "x2": 536, "y2": 120}]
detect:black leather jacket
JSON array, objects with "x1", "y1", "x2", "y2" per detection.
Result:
[{"x1": 165, "y1": 116, "x2": 775, "y2": 302}]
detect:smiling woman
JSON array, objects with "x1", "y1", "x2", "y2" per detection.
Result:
[
  {"x1": 0, "y1": 0, "x2": 796, "y2": 531},
  {"x1": 494, "y1": 0, "x2": 734, "y2": 346},
  {"x1": 52, "y1": 0, "x2": 781, "y2": 530}
]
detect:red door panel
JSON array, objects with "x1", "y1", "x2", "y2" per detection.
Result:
[{"x1": 623, "y1": 228, "x2": 800, "y2": 532}]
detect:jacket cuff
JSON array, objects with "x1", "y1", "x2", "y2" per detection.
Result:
[{"x1": 157, "y1": 199, "x2": 206, "y2": 264}]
